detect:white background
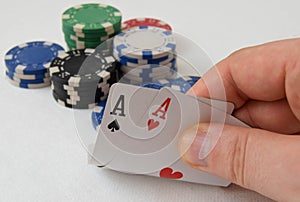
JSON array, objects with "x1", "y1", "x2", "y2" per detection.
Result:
[{"x1": 1, "y1": 0, "x2": 299, "y2": 201}]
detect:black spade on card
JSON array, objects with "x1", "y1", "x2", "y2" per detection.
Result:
[{"x1": 108, "y1": 119, "x2": 120, "y2": 132}]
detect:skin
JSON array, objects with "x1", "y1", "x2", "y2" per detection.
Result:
[{"x1": 179, "y1": 38, "x2": 300, "y2": 202}]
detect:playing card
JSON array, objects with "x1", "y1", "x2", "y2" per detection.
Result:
[
  {"x1": 91, "y1": 83, "x2": 248, "y2": 186},
  {"x1": 92, "y1": 83, "x2": 159, "y2": 166},
  {"x1": 142, "y1": 87, "x2": 248, "y2": 185},
  {"x1": 148, "y1": 161, "x2": 230, "y2": 186},
  {"x1": 185, "y1": 84, "x2": 234, "y2": 114},
  {"x1": 94, "y1": 85, "x2": 180, "y2": 173},
  {"x1": 194, "y1": 96, "x2": 234, "y2": 114}
]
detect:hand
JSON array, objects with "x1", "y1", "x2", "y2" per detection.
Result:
[{"x1": 179, "y1": 38, "x2": 300, "y2": 201}]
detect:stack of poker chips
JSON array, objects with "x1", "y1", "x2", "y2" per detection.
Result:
[
  {"x1": 113, "y1": 26, "x2": 177, "y2": 84},
  {"x1": 49, "y1": 48, "x2": 120, "y2": 109},
  {"x1": 62, "y1": 3, "x2": 122, "y2": 50},
  {"x1": 4, "y1": 41, "x2": 64, "y2": 89},
  {"x1": 90, "y1": 18, "x2": 176, "y2": 129}
]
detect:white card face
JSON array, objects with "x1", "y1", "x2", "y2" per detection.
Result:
[
  {"x1": 92, "y1": 84, "x2": 248, "y2": 186},
  {"x1": 92, "y1": 83, "x2": 159, "y2": 166},
  {"x1": 96, "y1": 87, "x2": 183, "y2": 173},
  {"x1": 147, "y1": 158, "x2": 230, "y2": 186},
  {"x1": 167, "y1": 88, "x2": 234, "y2": 114},
  {"x1": 142, "y1": 87, "x2": 248, "y2": 185},
  {"x1": 195, "y1": 96, "x2": 234, "y2": 114}
]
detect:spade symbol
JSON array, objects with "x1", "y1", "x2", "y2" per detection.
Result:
[{"x1": 107, "y1": 119, "x2": 120, "y2": 132}]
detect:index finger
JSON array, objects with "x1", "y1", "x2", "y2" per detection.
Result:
[{"x1": 189, "y1": 38, "x2": 299, "y2": 109}]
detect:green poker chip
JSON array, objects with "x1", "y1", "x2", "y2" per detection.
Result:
[
  {"x1": 65, "y1": 37, "x2": 104, "y2": 46},
  {"x1": 63, "y1": 28, "x2": 118, "y2": 40},
  {"x1": 65, "y1": 39, "x2": 103, "y2": 49},
  {"x1": 62, "y1": 23, "x2": 121, "y2": 37},
  {"x1": 65, "y1": 40, "x2": 112, "y2": 50},
  {"x1": 64, "y1": 33, "x2": 117, "y2": 43},
  {"x1": 62, "y1": 3, "x2": 122, "y2": 33}
]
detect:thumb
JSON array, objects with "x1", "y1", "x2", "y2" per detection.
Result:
[{"x1": 179, "y1": 123, "x2": 300, "y2": 201}]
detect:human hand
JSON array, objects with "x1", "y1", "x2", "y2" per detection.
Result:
[{"x1": 179, "y1": 38, "x2": 300, "y2": 201}]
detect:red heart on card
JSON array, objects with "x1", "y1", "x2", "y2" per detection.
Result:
[
  {"x1": 148, "y1": 119, "x2": 159, "y2": 131},
  {"x1": 159, "y1": 167, "x2": 183, "y2": 179}
]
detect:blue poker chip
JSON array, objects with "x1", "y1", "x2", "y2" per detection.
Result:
[
  {"x1": 113, "y1": 26, "x2": 176, "y2": 60},
  {"x1": 185, "y1": 76, "x2": 201, "y2": 87},
  {"x1": 118, "y1": 54, "x2": 176, "y2": 68},
  {"x1": 141, "y1": 83, "x2": 164, "y2": 90},
  {"x1": 5, "y1": 69, "x2": 49, "y2": 80},
  {"x1": 135, "y1": 76, "x2": 201, "y2": 93},
  {"x1": 120, "y1": 57, "x2": 177, "y2": 73},
  {"x1": 5, "y1": 71, "x2": 50, "y2": 84},
  {"x1": 91, "y1": 99, "x2": 107, "y2": 130},
  {"x1": 120, "y1": 69, "x2": 176, "y2": 84},
  {"x1": 155, "y1": 76, "x2": 201, "y2": 93},
  {"x1": 120, "y1": 58, "x2": 178, "y2": 84},
  {"x1": 5, "y1": 41, "x2": 64, "y2": 74},
  {"x1": 115, "y1": 51, "x2": 171, "y2": 65},
  {"x1": 6, "y1": 76, "x2": 50, "y2": 89}
]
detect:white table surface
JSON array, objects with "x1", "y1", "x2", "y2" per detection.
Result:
[{"x1": 1, "y1": 0, "x2": 299, "y2": 201}]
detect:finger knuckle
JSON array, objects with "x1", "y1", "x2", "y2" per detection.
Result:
[{"x1": 228, "y1": 133, "x2": 250, "y2": 187}]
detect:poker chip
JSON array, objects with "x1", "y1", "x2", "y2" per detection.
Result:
[
  {"x1": 5, "y1": 69, "x2": 50, "y2": 80},
  {"x1": 52, "y1": 82, "x2": 108, "y2": 102},
  {"x1": 50, "y1": 49, "x2": 119, "y2": 86},
  {"x1": 68, "y1": 34, "x2": 115, "y2": 44},
  {"x1": 5, "y1": 41, "x2": 64, "y2": 74},
  {"x1": 91, "y1": 99, "x2": 107, "y2": 130},
  {"x1": 150, "y1": 76, "x2": 201, "y2": 93},
  {"x1": 119, "y1": 56, "x2": 176, "y2": 68},
  {"x1": 114, "y1": 50, "x2": 176, "y2": 67},
  {"x1": 113, "y1": 26, "x2": 176, "y2": 59},
  {"x1": 120, "y1": 63, "x2": 176, "y2": 76},
  {"x1": 63, "y1": 27, "x2": 115, "y2": 38},
  {"x1": 119, "y1": 59, "x2": 178, "y2": 84},
  {"x1": 52, "y1": 90, "x2": 97, "y2": 109},
  {"x1": 132, "y1": 76, "x2": 200, "y2": 93},
  {"x1": 62, "y1": 3, "x2": 122, "y2": 50},
  {"x1": 113, "y1": 26, "x2": 178, "y2": 85},
  {"x1": 66, "y1": 40, "x2": 110, "y2": 50},
  {"x1": 4, "y1": 41, "x2": 64, "y2": 89},
  {"x1": 66, "y1": 41, "x2": 99, "y2": 50},
  {"x1": 5, "y1": 71, "x2": 51, "y2": 84},
  {"x1": 65, "y1": 40, "x2": 99, "y2": 50},
  {"x1": 49, "y1": 48, "x2": 120, "y2": 109},
  {"x1": 62, "y1": 3, "x2": 122, "y2": 33},
  {"x1": 122, "y1": 17, "x2": 172, "y2": 31},
  {"x1": 121, "y1": 72, "x2": 176, "y2": 85},
  {"x1": 52, "y1": 79, "x2": 108, "y2": 95},
  {"x1": 53, "y1": 88, "x2": 104, "y2": 105},
  {"x1": 6, "y1": 76, "x2": 51, "y2": 89},
  {"x1": 119, "y1": 67, "x2": 177, "y2": 85}
]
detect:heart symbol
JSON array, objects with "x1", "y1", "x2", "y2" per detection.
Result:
[
  {"x1": 159, "y1": 167, "x2": 183, "y2": 179},
  {"x1": 147, "y1": 119, "x2": 159, "y2": 131}
]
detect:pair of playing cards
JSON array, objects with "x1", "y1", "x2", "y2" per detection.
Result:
[{"x1": 90, "y1": 83, "x2": 248, "y2": 186}]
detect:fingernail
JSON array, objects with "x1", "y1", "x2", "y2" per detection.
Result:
[
  {"x1": 180, "y1": 123, "x2": 224, "y2": 167},
  {"x1": 179, "y1": 124, "x2": 209, "y2": 167}
]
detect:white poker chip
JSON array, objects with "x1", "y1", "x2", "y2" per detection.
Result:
[{"x1": 113, "y1": 26, "x2": 176, "y2": 60}]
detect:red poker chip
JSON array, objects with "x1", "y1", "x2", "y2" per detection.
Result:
[{"x1": 122, "y1": 17, "x2": 172, "y2": 31}]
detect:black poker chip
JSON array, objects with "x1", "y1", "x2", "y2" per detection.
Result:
[
  {"x1": 49, "y1": 48, "x2": 120, "y2": 87},
  {"x1": 49, "y1": 48, "x2": 121, "y2": 109},
  {"x1": 52, "y1": 90, "x2": 99, "y2": 109},
  {"x1": 51, "y1": 80, "x2": 109, "y2": 96},
  {"x1": 52, "y1": 83, "x2": 107, "y2": 103}
]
